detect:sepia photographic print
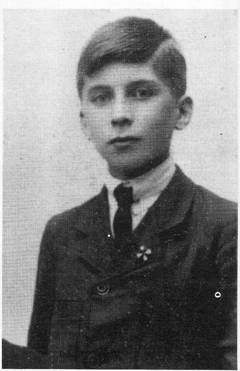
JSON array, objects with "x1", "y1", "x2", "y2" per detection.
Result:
[{"x1": 2, "y1": 5, "x2": 238, "y2": 369}]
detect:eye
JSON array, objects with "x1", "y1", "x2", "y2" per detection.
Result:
[
  {"x1": 90, "y1": 93, "x2": 111, "y2": 106},
  {"x1": 130, "y1": 87, "x2": 155, "y2": 100}
]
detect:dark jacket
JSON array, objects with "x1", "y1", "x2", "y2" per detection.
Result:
[
  {"x1": 28, "y1": 167, "x2": 237, "y2": 369},
  {"x1": 2, "y1": 339, "x2": 49, "y2": 369}
]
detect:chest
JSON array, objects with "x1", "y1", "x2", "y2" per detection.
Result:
[
  {"x1": 53, "y1": 219, "x2": 217, "y2": 311},
  {"x1": 48, "y1": 221, "x2": 222, "y2": 367}
]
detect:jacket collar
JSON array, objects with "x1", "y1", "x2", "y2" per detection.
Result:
[
  {"x1": 74, "y1": 166, "x2": 195, "y2": 236},
  {"x1": 151, "y1": 165, "x2": 195, "y2": 233},
  {"x1": 74, "y1": 186, "x2": 111, "y2": 237}
]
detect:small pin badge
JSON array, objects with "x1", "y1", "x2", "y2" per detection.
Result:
[{"x1": 136, "y1": 245, "x2": 152, "y2": 262}]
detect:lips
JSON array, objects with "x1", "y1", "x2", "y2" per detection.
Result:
[{"x1": 108, "y1": 136, "x2": 139, "y2": 145}]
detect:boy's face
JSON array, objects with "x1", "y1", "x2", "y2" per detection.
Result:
[{"x1": 81, "y1": 62, "x2": 186, "y2": 180}]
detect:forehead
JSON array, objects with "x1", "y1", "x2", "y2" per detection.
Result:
[{"x1": 82, "y1": 62, "x2": 164, "y2": 91}]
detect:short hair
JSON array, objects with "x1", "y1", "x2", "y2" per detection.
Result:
[{"x1": 77, "y1": 16, "x2": 186, "y2": 99}]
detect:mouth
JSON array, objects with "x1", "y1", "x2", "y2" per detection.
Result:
[{"x1": 108, "y1": 136, "x2": 140, "y2": 145}]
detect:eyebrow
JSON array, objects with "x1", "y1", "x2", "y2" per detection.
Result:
[
  {"x1": 87, "y1": 79, "x2": 161, "y2": 97},
  {"x1": 88, "y1": 85, "x2": 112, "y2": 95},
  {"x1": 126, "y1": 80, "x2": 161, "y2": 90}
]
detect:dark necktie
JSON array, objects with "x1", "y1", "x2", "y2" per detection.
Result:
[{"x1": 113, "y1": 183, "x2": 134, "y2": 252}]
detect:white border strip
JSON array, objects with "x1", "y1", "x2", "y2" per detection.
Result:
[{"x1": 1, "y1": 0, "x2": 239, "y2": 10}]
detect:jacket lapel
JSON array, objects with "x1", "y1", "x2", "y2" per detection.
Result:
[
  {"x1": 141, "y1": 166, "x2": 194, "y2": 232},
  {"x1": 132, "y1": 166, "x2": 195, "y2": 237},
  {"x1": 128, "y1": 167, "x2": 195, "y2": 271},
  {"x1": 67, "y1": 187, "x2": 115, "y2": 276},
  {"x1": 67, "y1": 167, "x2": 196, "y2": 276}
]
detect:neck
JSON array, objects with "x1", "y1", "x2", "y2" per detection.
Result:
[{"x1": 108, "y1": 154, "x2": 169, "y2": 181}]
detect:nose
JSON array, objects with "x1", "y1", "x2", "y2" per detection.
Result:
[{"x1": 111, "y1": 96, "x2": 133, "y2": 127}]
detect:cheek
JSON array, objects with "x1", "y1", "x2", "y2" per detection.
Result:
[
  {"x1": 138, "y1": 100, "x2": 171, "y2": 121},
  {"x1": 148, "y1": 102, "x2": 177, "y2": 130},
  {"x1": 82, "y1": 110, "x2": 100, "y2": 131},
  {"x1": 139, "y1": 104, "x2": 176, "y2": 144},
  {"x1": 84, "y1": 106, "x2": 110, "y2": 129},
  {"x1": 83, "y1": 117, "x2": 110, "y2": 150}
]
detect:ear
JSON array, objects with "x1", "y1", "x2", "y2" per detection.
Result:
[
  {"x1": 80, "y1": 111, "x2": 91, "y2": 140},
  {"x1": 175, "y1": 96, "x2": 193, "y2": 130}
]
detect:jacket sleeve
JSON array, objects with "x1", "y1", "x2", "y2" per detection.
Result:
[
  {"x1": 215, "y1": 212, "x2": 237, "y2": 370},
  {"x1": 27, "y1": 218, "x2": 57, "y2": 355}
]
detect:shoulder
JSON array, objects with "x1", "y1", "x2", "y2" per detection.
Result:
[
  {"x1": 184, "y1": 178, "x2": 237, "y2": 251},
  {"x1": 192, "y1": 183, "x2": 237, "y2": 225},
  {"x1": 173, "y1": 166, "x2": 237, "y2": 227},
  {"x1": 43, "y1": 190, "x2": 105, "y2": 237},
  {"x1": 175, "y1": 172, "x2": 237, "y2": 267}
]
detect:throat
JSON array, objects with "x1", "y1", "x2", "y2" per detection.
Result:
[{"x1": 108, "y1": 154, "x2": 170, "y2": 180}]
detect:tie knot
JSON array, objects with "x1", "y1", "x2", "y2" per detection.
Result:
[{"x1": 113, "y1": 184, "x2": 134, "y2": 208}]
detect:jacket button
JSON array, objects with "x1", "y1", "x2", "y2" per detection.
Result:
[
  {"x1": 96, "y1": 284, "x2": 110, "y2": 296},
  {"x1": 87, "y1": 353, "x2": 97, "y2": 365}
]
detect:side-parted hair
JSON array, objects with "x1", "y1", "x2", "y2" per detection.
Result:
[{"x1": 77, "y1": 17, "x2": 186, "y2": 99}]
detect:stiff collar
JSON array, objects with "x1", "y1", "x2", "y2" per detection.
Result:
[{"x1": 105, "y1": 156, "x2": 176, "y2": 203}]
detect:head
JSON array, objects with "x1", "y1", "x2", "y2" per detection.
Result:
[{"x1": 77, "y1": 17, "x2": 193, "y2": 180}]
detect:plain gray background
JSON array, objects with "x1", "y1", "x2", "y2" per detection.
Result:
[{"x1": 3, "y1": 9, "x2": 237, "y2": 345}]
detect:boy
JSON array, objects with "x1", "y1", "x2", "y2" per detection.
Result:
[{"x1": 27, "y1": 17, "x2": 237, "y2": 369}]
